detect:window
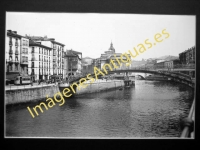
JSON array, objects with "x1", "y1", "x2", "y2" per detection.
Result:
[
  {"x1": 15, "y1": 39, "x2": 18, "y2": 46},
  {"x1": 9, "y1": 65, "x2": 12, "y2": 71},
  {"x1": 32, "y1": 62, "x2": 34, "y2": 68},
  {"x1": 15, "y1": 64, "x2": 18, "y2": 71},
  {"x1": 9, "y1": 46, "x2": 12, "y2": 54},
  {"x1": 32, "y1": 47, "x2": 34, "y2": 53},
  {"x1": 9, "y1": 55, "x2": 12, "y2": 61},
  {"x1": 32, "y1": 69, "x2": 34, "y2": 75},
  {"x1": 15, "y1": 56, "x2": 18, "y2": 61}
]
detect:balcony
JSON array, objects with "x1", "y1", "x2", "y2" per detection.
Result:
[
  {"x1": 15, "y1": 59, "x2": 19, "y2": 64},
  {"x1": 15, "y1": 50, "x2": 19, "y2": 55},
  {"x1": 53, "y1": 64, "x2": 57, "y2": 68},
  {"x1": 7, "y1": 59, "x2": 14, "y2": 64},
  {"x1": 21, "y1": 60, "x2": 28, "y2": 64},
  {"x1": 53, "y1": 59, "x2": 56, "y2": 62},
  {"x1": 15, "y1": 42, "x2": 18, "y2": 46},
  {"x1": 21, "y1": 52, "x2": 28, "y2": 55},
  {"x1": 9, "y1": 49, "x2": 13, "y2": 54},
  {"x1": 9, "y1": 41, "x2": 12, "y2": 46},
  {"x1": 31, "y1": 55, "x2": 36, "y2": 61}
]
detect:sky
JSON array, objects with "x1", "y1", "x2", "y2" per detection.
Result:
[{"x1": 6, "y1": 12, "x2": 195, "y2": 60}]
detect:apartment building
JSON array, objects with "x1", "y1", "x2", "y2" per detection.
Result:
[
  {"x1": 26, "y1": 35, "x2": 65, "y2": 79},
  {"x1": 6, "y1": 30, "x2": 29, "y2": 81},
  {"x1": 28, "y1": 40, "x2": 52, "y2": 81},
  {"x1": 179, "y1": 46, "x2": 195, "y2": 65},
  {"x1": 63, "y1": 49, "x2": 82, "y2": 80}
]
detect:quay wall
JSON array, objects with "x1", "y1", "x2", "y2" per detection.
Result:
[
  {"x1": 76, "y1": 80, "x2": 125, "y2": 95},
  {"x1": 171, "y1": 78, "x2": 195, "y2": 89},
  {"x1": 5, "y1": 85, "x2": 60, "y2": 105}
]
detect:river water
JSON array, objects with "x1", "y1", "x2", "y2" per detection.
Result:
[{"x1": 6, "y1": 80, "x2": 194, "y2": 138}]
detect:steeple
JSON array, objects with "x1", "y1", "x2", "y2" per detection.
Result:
[{"x1": 108, "y1": 41, "x2": 115, "y2": 52}]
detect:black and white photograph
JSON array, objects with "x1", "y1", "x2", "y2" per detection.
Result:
[{"x1": 5, "y1": 12, "x2": 195, "y2": 139}]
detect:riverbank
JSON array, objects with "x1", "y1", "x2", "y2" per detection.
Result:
[{"x1": 5, "y1": 84, "x2": 60, "y2": 105}]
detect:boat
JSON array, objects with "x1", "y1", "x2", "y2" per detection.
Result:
[
  {"x1": 59, "y1": 81, "x2": 70, "y2": 88},
  {"x1": 129, "y1": 76, "x2": 135, "y2": 84}
]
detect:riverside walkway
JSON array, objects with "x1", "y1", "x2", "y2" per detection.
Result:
[{"x1": 5, "y1": 82, "x2": 57, "y2": 91}]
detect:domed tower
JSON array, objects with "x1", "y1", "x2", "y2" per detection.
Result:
[{"x1": 108, "y1": 42, "x2": 115, "y2": 53}]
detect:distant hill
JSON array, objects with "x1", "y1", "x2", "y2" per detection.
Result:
[
  {"x1": 83, "y1": 56, "x2": 93, "y2": 59},
  {"x1": 156, "y1": 55, "x2": 179, "y2": 61}
]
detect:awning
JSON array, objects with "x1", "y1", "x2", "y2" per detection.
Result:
[{"x1": 6, "y1": 72, "x2": 20, "y2": 80}]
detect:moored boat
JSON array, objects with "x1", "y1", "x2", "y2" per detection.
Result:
[{"x1": 59, "y1": 81, "x2": 70, "y2": 88}]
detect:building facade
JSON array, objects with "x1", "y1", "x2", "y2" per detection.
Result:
[
  {"x1": 154, "y1": 61, "x2": 165, "y2": 69},
  {"x1": 26, "y1": 35, "x2": 65, "y2": 79},
  {"x1": 20, "y1": 37, "x2": 29, "y2": 75},
  {"x1": 164, "y1": 59, "x2": 180, "y2": 70},
  {"x1": 179, "y1": 46, "x2": 195, "y2": 65},
  {"x1": 6, "y1": 30, "x2": 29, "y2": 81},
  {"x1": 63, "y1": 50, "x2": 82, "y2": 80},
  {"x1": 28, "y1": 40, "x2": 52, "y2": 81}
]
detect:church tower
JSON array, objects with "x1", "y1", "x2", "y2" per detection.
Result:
[{"x1": 108, "y1": 42, "x2": 115, "y2": 53}]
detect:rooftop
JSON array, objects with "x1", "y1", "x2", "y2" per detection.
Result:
[
  {"x1": 65, "y1": 50, "x2": 81, "y2": 60},
  {"x1": 7, "y1": 30, "x2": 26, "y2": 39},
  {"x1": 29, "y1": 40, "x2": 52, "y2": 49},
  {"x1": 26, "y1": 35, "x2": 65, "y2": 46}
]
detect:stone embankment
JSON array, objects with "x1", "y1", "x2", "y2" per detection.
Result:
[
  {"x1": 5, "y1": 84, "x2": 60, "y2": 105},
  {"x1": 75, "y1": 79, "x2": 125, "y2": 95}
]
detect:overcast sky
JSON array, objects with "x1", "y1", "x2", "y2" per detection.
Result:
[{"x1": 6, "y1": 12, "x2": 195, "y2": 60}]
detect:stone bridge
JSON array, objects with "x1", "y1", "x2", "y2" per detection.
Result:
[{"x1": 67, "y1": 65, "x2": 195, "y2": 88}]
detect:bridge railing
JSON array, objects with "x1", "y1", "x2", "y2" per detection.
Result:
[
  {"x1": 69, "y1": 63, "x2": 195, "y2": 83},
  {"x1": 180, "y1": 99, "x2": 195, "y2": 138},
  {"x1": 174, "y1": 64, "x2": 195, "y2": 69}
]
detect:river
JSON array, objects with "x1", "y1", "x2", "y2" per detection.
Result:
[{"x1": 6, "y1": 80, "x2": 194, "y2": 138}]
